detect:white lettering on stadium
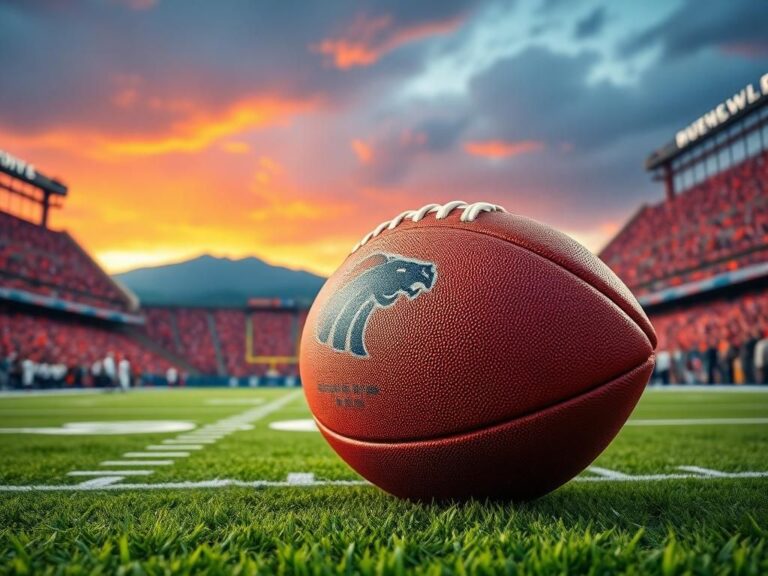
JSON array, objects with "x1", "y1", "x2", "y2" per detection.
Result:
[
  {"x1": 675, "y1": 72, "x2": 768, "y2": 150},
  {"x1": 0, "y1": 149, "x2": 37, "y2": 180}
]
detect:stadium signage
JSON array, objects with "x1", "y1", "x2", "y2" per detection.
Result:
[
  {"x1": 675, "y1": 72, "x2": 768, "y2": 150},
  {"x1": 0, "y1": 149, "x2": 36, "y2": 181},
  {"x1": 0, "y1": 148, "x2": 67, "y2": 195}
]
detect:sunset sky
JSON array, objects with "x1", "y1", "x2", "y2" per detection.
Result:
[{"x1": 0, "y1": 0, "x2": 765, "y2": 276}]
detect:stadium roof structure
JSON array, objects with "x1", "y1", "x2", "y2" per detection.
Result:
[
  {"x1": 0, "y1": 148, "x2": 68, "y2": 227},
  {"x1": 646, "y1": 71, "x2": 768, "y2": 200}
]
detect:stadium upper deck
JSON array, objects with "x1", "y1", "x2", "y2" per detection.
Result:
[
  {"x1": 601, "y1": 72, "x2": 768, "y2": 301},
  {"x1": 600, "y1": 72, "x2": 768, "y2": 385}
]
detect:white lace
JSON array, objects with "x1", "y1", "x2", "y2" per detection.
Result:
[{"x1": 351, "y1": 200, "x2": 506, "y2": 253}]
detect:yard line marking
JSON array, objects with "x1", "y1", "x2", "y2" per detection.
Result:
[
  {"x1": 146, "y1": 445, "x2": 203, "y2": 450},
  {"x1": 205, "y1": 398, "x2": 265, "y2": 405},
  {"x1": 163, "y1": 439, "x2": 217, "y2": 444},
  {"x1": 677, "y1": 466, "x2": 729, "y2": 477},
  {"x1": 62, "y1": 392, "x2": 300, "y2": 481},
  {"x1": 122, "y1": 452, "x2": 190, "y2": 458},
  {"x1": 576, "y1": 471, "x2": 768, "y2": 482},
  {"x1": 287, "y1": 473, "x2": 316, "y2": 485},
  {"x1": 1, "y1": 469, "x2": 767, "y2": 492},
  {"x1": 587, "y1": 467, "x2": 632, "y2": 479},
  {"x1": 100, "y1": 460, "x2": 174, "y2": 466},
  {"x1": 68, "y1": 470, "x2": 154, "y2": 476},
  {"x1": 627, "y1": 417, "x2": 768, "y2": 426},
  {"x1": 0, "y1": 479, "x2": 369, "y2": 492},
  {"x1": 77, "y1": 477, "x2": 124, "y2": 488}
]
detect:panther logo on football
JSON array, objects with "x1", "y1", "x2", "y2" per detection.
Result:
[{"x1": 316, "y1": 254, "x2": 437, "y2": 357}]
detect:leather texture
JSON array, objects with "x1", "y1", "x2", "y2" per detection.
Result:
[
  {"x1": 300, "y1": 209, "x2": 656, "y2": 500},
  {"x1": 318, "y1": 357, "x2": 654, "y2": 501}
]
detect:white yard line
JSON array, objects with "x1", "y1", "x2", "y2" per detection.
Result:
[
  {"x1": 163, "y1": 439, "x2": 218, "y2": 444},
  {"x1": 64, "y1": 391, "x2": 301, "y2": 485},
  {"x1": 122, "y1": 452, "x2": 190, "y2": 458},
  {"x1": 76, "y1": 477, "x2": 125, "y2": 488},
  {"x1": 587, "y1": 467, "x2": 632, "y2": 479},
  {"x1": 287, "y1": 473, "x2": 316, "y2": 485},
  {"x1": 627, "y1": 417, "x2": 768, "y2": 426},
  {"x1": 100, "y1": 460, "x2": 174, "y2": 466},
  {"x1": 576, "y1": 471, "x2": 768, "y2": 482},
  {"x1": 1, "y1": 467, "x2": 767, "y2": 492},
  {"x1": 146, "y1": 445, "x2": 204, "y2": 450},
  {"x1": 677, "y1": 466, "x2": 730, "y2": 477},
  {"x1": 68, "y1": 470, "x2": 154, "y2": 476}
]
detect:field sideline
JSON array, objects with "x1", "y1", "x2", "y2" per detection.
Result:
[{"x1": 1, "y1": 387, "x2": 767, "y2": 573}]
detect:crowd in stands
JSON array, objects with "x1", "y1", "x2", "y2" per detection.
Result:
[
  {"x1": 601, "y1": 150, "x2": 768, "y2": 295},
  {"x1": 0, "y1": 304, "x2": 178, "y2": 390},
  {"x1": 4, "y1": 144, "x2": 768, "y2": 388},
  {"x1": 0, "y1": 211, "x2": 131, "y2": 311},
  {"x1": 175, "y1": 308, "x2": 219, "y2": 374},
  {"x1": 649, "y1": 287, "x2": 768, "y2": 385},
  {"x1": 214, "y1": 309, "x2": 248, "y2": 376},
  {"x1": 144, "y1": 307, "x2": 303, "y2": 377}
]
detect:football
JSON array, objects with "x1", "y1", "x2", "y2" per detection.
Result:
[{"x1": 300, "y1": 200, "x2": 657, "y2": 500}]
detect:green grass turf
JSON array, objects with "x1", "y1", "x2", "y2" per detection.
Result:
[{"x1": 1, "y1": 387, "x2": 767, "y2": 574}]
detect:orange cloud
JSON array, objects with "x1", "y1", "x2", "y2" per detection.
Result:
[
  {"x1": 106, "y1": 96, "x2": 319, "y2": 156},
  {"x1": 2, "y1": 95, "x2": 320, "y2": 159},
  {"x1": 312, "y1": 13, "x2": 464, "y2": 69},
  {"x1": 351, "y1": 139, "x2": 374, "y2": 164},
  {"x1": 464, "y1": 139, "x2": 545, "y2": 159}
]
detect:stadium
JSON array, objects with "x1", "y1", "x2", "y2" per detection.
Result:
[
  {"x1": 3, "y1": 76, "x2": 767, "y2": 391},
  {"x1": 1, "y1": 2, "x2": 767, "y2": 574}
]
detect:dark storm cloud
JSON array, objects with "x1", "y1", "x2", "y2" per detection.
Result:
[
  {"x1": 0, "y1": 0, "x2": 479, "y2": 135},
  {"x1": 621, "y1": 0, "x2": 768, "y2": 58},
  {"x1": 416, "y1": 117, "x2": 469, "y2": 152},
  {"x1": 454, "y1": 43, "x2": 768, "y2": 227},
  {"x1": 350, "y1": 109, "x2": 470, "y2": 187},
  {"x1": 468, "y1": 46, "x2": 766, "y2": 152},
  {"x1": 573, "y1": 7, "x2": 606, "y2": 39}
]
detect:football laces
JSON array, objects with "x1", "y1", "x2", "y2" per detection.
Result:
[{"x1": 351, "y1": 200, "x2": 506, "y2": 253}]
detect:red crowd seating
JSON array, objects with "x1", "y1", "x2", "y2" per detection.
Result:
[
  {"x1": 652, "y1": 290, "x2": 768, "y2": 353},
  {"x1": 145, "y1": 307, "x2": 304, "y2": 376},
  {"x1": 648, "y1": 287, "x2": 768, "y2": 384},
  {"x1": 214, "y1": 309, "x2": 248, "y2": 377},
  {"x1": 146, "y1": 308, "x2": 219, "y2": 375},
  {"x1": 0, "y1": 212, "x2": 131, "y2": 311},
  {"x1": 0, "y1": 304, "x2": 173, "y2": 376},
  {"x1": 601, "y1": 150, "x2": 768, "y2": 295}
]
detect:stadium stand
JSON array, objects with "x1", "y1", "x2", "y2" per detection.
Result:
[
  {"x1": 648, "y1": 287, "x2": 768, "y2": 385},
  {"x1": 0, "y1": 152, "x2": 182, "y2": 389},
  {"x1": 248, "y1": 310, "x2": 302, "y2": 376},
  {"x1": 213, "y1": 309, "x2": 249, "y2": 377},
  {"x1": 145, "y1": 307, "x2": 305, "y2": 377},
  {"x1": 0, "y1": 303, "x2": 174, "y2": 388},
  {"x1": 0, "y1": 211, "x2": 133, "y2": 311},
  {"x1": 605, "y1": 80, "x2": 768, "y2": 385},
  {"x1": 601, "y1": 150, "x2": 768, "y2": 296}
]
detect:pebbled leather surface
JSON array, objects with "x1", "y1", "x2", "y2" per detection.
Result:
[
  {"x1": 317, "y1": 356, "x2": 654, "y2": 501},
  {"x1": 300, "y1": 209, "x2": 656, "y2": 499}
]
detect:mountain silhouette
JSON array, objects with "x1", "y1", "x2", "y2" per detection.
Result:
[{"x1": 114, "y1": 254, "x2": 326, "y2": 307}]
